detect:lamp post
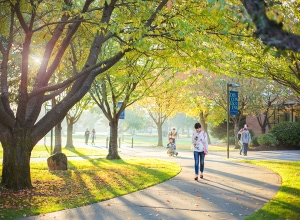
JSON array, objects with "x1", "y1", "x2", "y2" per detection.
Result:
[{"x1": 227, "y1": 83, "x2": 239, "y2": 159}]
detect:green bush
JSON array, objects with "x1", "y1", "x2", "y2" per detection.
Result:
[
  {"x1": 269, "y1": 122, "x2": 300, "y2": 148},
  {"x1": 228, "y1": 136, "x2": 235, "y2": 145},
  {"x1": 251, "y1": 136, "x2": 259, "y2": 146},
  {"x1": 257, "y1": 133, "x2": 278, "y2": 147}
]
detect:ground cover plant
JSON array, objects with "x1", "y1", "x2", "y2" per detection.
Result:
[
  {"x1": 0, "y1": 158, "x2": 180, "y2": 219},
  {"x1": 243, "y1": 160, "x2": 300, "y2": 220}
]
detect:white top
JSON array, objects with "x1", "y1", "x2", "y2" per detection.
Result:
[{"x1": 192, "y1": 130, "x2": 208, "y2": 153}]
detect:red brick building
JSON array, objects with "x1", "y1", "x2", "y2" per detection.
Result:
[{"x1": 247, "y1": 102, "x2": 300, "y2": 138}]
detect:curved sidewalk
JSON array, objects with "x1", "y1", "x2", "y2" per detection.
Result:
[{"x1": 20, "y1": 148, "x2": 284, "y2": 220}]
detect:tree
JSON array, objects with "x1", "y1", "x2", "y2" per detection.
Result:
[
  {"x1": 139, "y1": 74, "x2": 187, "y2": 146},
  {"x1": 247, "y1": 82, "x2": 293, "y2": 134},
  {"x1": 224, "y1": 1, "x2": 300, "y2": 96},
  {"x1": 65, "y1": 99, "x2": 90, "y2": 148},
  {"x1": 240, "y1": 0, "x2": 300, "y2": 53},
  {"x1": 1, "y1": 0, "x2": 200, "y2": 190},
  {"x1": 184, "y1": 70, "x2": 271, "y2": 148},
  {"x1": 1, "y1": 0, "x2": 297, "y2": 191},
  {"x1": 124, "y1": 109, "x2": 147, "y2": 135},
  {"x1": 89, "y1": 54, "x2": 172, "y2": 158}
]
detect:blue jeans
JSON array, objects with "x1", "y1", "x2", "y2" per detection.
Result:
[
  {"x1": 243, "y1": 143, "x2": 248, "y2": 155},
  {"x1": 194, "y1": 151, "x2": 205, "y2": 175}
]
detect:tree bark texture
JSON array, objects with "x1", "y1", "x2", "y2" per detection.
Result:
[
  {"x1": 241, "y1": 0, "x2": 300, "y2": 53},
  {"x1": 106, "y1": 120, "x2": 121, "y2": 160},
  {"x1": 65, "y1": 123, "x2": 75, "y2": 148},
  {"x1": 53, "y1": 122, "x2": 62, "y2": 154},
  {"x1": 157, "y1": 123, "x2": 163, "y2": 147},
  {"x1": 1, "y1": 130, "x2": 33, "y2": 189}
]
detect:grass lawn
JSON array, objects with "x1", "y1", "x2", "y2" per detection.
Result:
[
  {"x1": 0, "y1": 158, "x2": 181, "y2": 219},
  {"x1": 243, "y1": 160, "x2": 300, "y2": 220},
  {"x1": 0, "y1": 135, "x2": 299, "y2": 219}
]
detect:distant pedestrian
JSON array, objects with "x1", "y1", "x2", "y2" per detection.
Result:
[
  {"x1": 168, "y1": 128, "x2": 178, "y2": 144},
  {"x1": 241, "y1": 127, "x2": 251, "y2": 156},
  {"x1": 192, "y1": 122, "x2": 208, "y2": 181},
  {"x1": 84, "y1": 128, "x2": 90, "y2": 145},
  {"x1": 91, "y1": 129, "x2": 96, "y2": 145},
  {"x1": 238, "y1": 124, "x2": 248, "y2": 155}
]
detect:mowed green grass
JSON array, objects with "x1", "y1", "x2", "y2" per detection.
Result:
[
  {"x1": 0, "y1": 158, "x2": 181, "y2": 219},
  {"x1": 243, "y1": 160, "x2": 300, "y2": 220}
]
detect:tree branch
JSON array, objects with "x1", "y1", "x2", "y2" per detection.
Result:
[{"x1": 241, "y1": 0, "x2": 300, "y2": 53}]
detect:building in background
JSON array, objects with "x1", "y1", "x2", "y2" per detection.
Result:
[{"x1": 247, "y1": 100, "x2": 300, "y2": 137}]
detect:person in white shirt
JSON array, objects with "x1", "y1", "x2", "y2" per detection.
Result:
[{"x1": 192, "y1": 122, "x2": 208, "y2": 180}]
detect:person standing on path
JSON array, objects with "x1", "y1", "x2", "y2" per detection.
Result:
[
  {"x1": 84, "y1": 128, "x2": 90, "y2": 145},
  {"x1": 91, "y1": 128, "x2": 96, "y2": 145},
  {"x1": 192, "y1": 122, "x2": 208, "y2": 180},
  {"x1": 238, "y1": 124, "x2": 248, "y2": 155},
  {"x1": 241, "y1": 127, "x2": 251, "y2": 156}
]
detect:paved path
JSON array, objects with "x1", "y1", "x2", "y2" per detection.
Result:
[{"x1": 19, "y1": 147, "x2": 300, "y2": 220}]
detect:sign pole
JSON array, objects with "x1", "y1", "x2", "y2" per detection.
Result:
[
  {"x1": 227, "y1": 83, "x2": 239, "y2": 159},
  {"x1": 227, "y1": 84, "x2": 230, "y2": 159}
]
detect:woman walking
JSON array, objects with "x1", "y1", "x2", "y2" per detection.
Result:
[{"x1": 192, "y1": 122, "x2": 208, "y2": 180}]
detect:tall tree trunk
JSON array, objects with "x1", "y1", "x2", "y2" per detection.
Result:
[
  {"x1": 157, "y1": 123, "x2": 163, "y2": 147},
  {"x1": 262, "y1": 126, "x2": 266, "y2": 134},
  {"x1": 257, "y1": 112, "x2": 268, "y2": 135},
  {"x1": 53, "y1": 122, "x2": 62, "y2": 154},
  {"x1": 1, "y1": 132, "x2": 33, "y2": 190},
  {"x1": 65, "y1": 122, "x2": 74, "y2": 148},
  {"x1": 106, "y1": 120, "x2": 120, "y2": 159}
]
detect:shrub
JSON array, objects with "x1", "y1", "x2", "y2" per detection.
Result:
[
  {"x1": 251, "y1": 136, "x2": 259, "y2": 146},
  {"x1": 257, "y1": 133, "x2": 278, "y2": 147},
  {"x1": 269, "y1": 122, "x2": 300, "y2": 148},
  {"x1": 228, "y1": 136, "x2": 235, "y2": 145}
]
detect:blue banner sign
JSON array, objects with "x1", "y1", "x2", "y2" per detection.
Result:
[
  {"x1": 229, "y1": 91, "x2": 238, "y2": 115},
  {"x1": 118, "y1": 102, "x2": 125, "y2": 119}
]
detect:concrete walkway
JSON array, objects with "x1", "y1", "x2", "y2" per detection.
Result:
[{"x1": 19, "y1": 146, "x2": 298, "y2": 220}]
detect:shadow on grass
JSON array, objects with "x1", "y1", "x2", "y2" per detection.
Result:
[
  {"x1": 43, "y1": 157, "x2": 179, "y2": 217},
  {"x1": 0, "y1": 157, "x2": 179, "y2": 219}
]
